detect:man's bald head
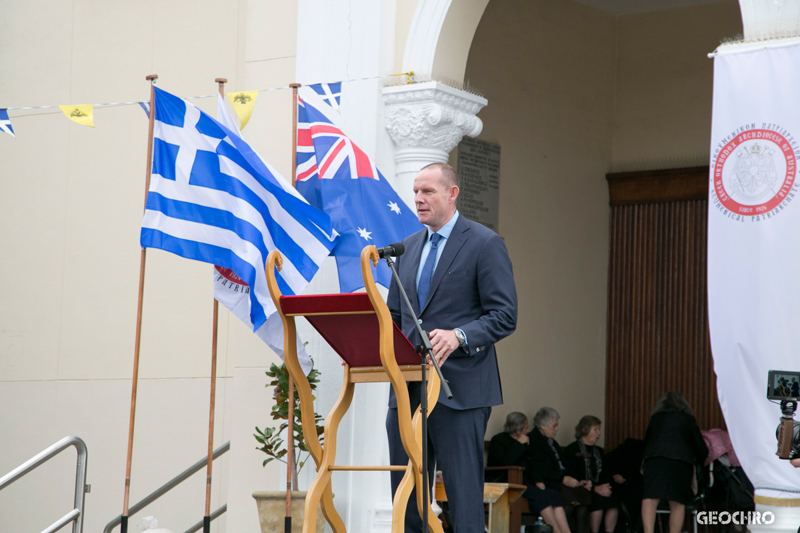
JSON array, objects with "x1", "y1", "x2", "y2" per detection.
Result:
[{"x1": 420, "y1": 162, "x2": 459, "y2": 189}]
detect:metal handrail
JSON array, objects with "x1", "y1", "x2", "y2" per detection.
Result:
[
  {"x1": 103, "y1": 441, "x2": 230, "y2": 533},
  {"x1": 0, "y1": 435, "x2": 88, "y2": 533}
]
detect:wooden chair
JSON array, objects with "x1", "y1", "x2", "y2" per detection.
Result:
[
  {"x1": 484, "y1": 441, "x2": 534, "y2": 533},
  {"x1": 435, "y1": 479, "x2": 526, "y2": 533},
  {"x1": 266, "y1": 246, "x2": 443, "y2": 533}
]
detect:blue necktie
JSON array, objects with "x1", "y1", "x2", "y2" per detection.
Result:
[{"x1": 417, "y1": 233, "x2": 442, "y2": 310}]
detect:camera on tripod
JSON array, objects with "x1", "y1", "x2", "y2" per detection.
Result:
[{"x1": 767, "y1": 370, "x2": 800, "y2": 461}]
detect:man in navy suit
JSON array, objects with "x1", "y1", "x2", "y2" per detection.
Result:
[{"x1": 386, "y1": 162, "x2": 518, "y2": 532}]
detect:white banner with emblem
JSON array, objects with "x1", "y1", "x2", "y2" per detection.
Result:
[{"x1": 708, "y1": 44, "x2": 800, "y2": 498}]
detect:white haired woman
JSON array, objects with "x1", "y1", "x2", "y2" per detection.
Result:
[{"x1": 527, "y1": 407, "x2": 581, "y2": 533}]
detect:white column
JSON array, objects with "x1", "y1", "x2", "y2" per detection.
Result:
[
  {"x1": 382, "y1": 81, "x2": 487, "y2": 208},
  {"x1": 738, "y1": 0, "x2": 800, "y2": 41},
  {"x1": 294, "y1": 3, "x2": 404, "y2": 533}
]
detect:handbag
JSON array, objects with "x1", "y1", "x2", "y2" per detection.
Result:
[{"x1": 560, "y1": 484, "x2": 593, "y2": 506}]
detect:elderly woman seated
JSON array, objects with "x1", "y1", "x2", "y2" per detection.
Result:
[
  {"x1": 563, "y1": 416, "x2": 619, "y2": 533},
  {"x1": 527, "y1": 407, "x2": 581, "y2": 533},
  {"x1": 487, "y1": 411, "x2": 572, "y2": 533},
  {"x1": 487, "y1": 411, "x2": 532, "y2": 476}
]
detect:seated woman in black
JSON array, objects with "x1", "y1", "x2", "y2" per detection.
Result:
[
  {"x1": 564, "y1": 416, "x2": 619, "y2": 533},
  {"x1": 487, "y1": 411, "x2": 532, "y2": 481},
  {"x1": 528, "y1": 407, "x2": 582, "y2": 533}
]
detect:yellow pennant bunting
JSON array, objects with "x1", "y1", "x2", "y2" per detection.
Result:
[
  {"x1": 225, "y1": 91, "x2": 258, "y2": 130},
  {"x1": 58, "y1": 105, "x2": 95, "y2": 128}
]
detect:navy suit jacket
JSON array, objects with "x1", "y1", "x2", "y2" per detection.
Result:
[{"x1": 387, "y1": 215, "x2": 517, "y2": 410}]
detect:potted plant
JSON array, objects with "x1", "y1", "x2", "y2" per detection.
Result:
[{"x1": 252, "y1": 360, "x2": 327, "y2": 533}]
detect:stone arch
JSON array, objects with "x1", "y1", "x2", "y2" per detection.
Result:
[{"x1": 401, "y1": 0, "x2": 491, "y2": 82}]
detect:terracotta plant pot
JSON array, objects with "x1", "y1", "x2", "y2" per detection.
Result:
[{"x1": 253, "y1": 491, "x2": 326, "y2": 533}]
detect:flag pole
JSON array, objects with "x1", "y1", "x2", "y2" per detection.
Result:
[
  {"x1": 197, "y1": 77, "x2": 228, "y2": 533},
  {"x1": 291, "y1": 83, "x2": 300, "y2": 189},
  {"x1": 121, "y1": 73, "x2": 158, "y2": 533},
  {"x1": 285, "y1": 81, "x2": 301, "y2": 533}
]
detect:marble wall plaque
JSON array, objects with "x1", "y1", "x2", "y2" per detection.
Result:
[{"x1": 457, "y1": 137, "x2": 501, "y2": 232}]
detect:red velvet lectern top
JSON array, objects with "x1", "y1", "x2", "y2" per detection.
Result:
[{"x1": 280, "y1": 293, "x2": 419, "y2": 368}]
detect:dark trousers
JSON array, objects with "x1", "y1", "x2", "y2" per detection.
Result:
[{"x1": 386, "y1": 398, "x2": 491, "y2": 533}]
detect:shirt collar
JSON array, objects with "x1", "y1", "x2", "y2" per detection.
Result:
[{"x1": 427, "y1": 211, "x2": 459, "y2": 241}]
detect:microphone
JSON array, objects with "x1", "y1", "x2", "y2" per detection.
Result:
[{"x1": 377, "y1": 242, "x2": 405, "y2": 259}]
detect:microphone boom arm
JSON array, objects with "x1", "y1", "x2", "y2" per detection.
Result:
[{"x1": 384, "y1": 255, "x2": 453, "y2": 400}]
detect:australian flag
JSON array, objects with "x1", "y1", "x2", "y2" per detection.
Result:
[{"x1": 296, "y1": 95, "x2": 422, "y2": 293}]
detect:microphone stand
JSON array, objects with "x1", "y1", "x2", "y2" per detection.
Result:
[{"x1": 383, "y1": 254, "x2": 453, "y2": 533}]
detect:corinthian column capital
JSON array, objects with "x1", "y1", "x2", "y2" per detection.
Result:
[{"x1": 382, "y1": 81, "x2": 487, "y2": 206}]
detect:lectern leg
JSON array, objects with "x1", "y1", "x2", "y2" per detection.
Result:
[
  {"x1": 303, "y1": 459, "x2": 346, "y2": 533},
  {"x1": 303, "y1": 472, "x2": 330, "y2": 533},
  {"x1": 306, "y1": 373, "x2": 354, "y2": 533},
  {"x1": 321, "y1": 483, "x2": 345, "y2": 533},
  {"x1": 392, "y1": 463, "x2": 415, "y2": 533}
]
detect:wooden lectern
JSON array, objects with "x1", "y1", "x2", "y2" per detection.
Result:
[{"x1": 265, "y1": 246, "x2": 443, "y2": 533}]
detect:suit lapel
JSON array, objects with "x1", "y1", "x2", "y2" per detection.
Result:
[{"x1": 420, "y1": 216, "x2": 469, "y2": 314}]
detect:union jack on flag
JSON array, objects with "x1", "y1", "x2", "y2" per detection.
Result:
[
  {"x1": 296, "y1": 103, "x2": 378, "y2": 183},
  {"x1": 296, "y1": 94, "x2": 422, "y2": 293}
]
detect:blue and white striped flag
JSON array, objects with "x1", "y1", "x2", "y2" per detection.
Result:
[
  {"x1": 213, "y1": 93, "x2": 317, "y2": 373},
  {"x1": 0, "y1": 109, "x2": 15, "y2": 138},
  {"x1": 308, "y1": 82, "x2": 342, "y2": 110},
  {"x1": 141, "y1": 87, "x2": 338, "y2": 362}
]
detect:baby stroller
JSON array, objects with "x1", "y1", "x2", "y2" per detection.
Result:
[
  {"x1": 709, "y1": 454, "x2": 754, "y2": 532},
  {"x1": 701, "y1": 429, "x2": 754, "y2": 533}
]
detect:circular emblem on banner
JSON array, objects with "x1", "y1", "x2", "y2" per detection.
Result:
[
  {"x1": 713, "y1": 128, "x2": 797, "y2": 216},
  {"x1": 215, "y1": 266, "x2": 248, "y2": 286}
]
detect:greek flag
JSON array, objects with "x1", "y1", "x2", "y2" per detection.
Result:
[
  {"x1": 212, "y1": 93, "x2": 316, "y2": 373},
  {"x1": 308, "y1": 82, "x2": 342, "y2": 110},
  {"x1": 141, "y1": 86, "x2": 338, "y2": 336},
  {"x1": 0, "y1": 109, "x2": 15, "y2": 138}
]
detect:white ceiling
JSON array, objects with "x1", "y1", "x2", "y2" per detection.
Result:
[{"x1": 572, "y1": 0, "x2": 737, "y2": 16}]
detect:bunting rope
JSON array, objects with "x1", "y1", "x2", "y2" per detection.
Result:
[{"x1": 3, "y1": 72, "x2": 413, "y2": 113}]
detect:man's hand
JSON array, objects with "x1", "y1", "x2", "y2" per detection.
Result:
[
  {"x1": 427, "y1": 329, "x2": 460, "y2": 366},
  {"x1": 613, "y1": 474, "x2": 626, "y2": 484},
  {"x1": 594, "y1": 483, "x2": 612, "y2": 497},
  {"x1": 536, "y1": 482, "x2": 546, "y2": 490}
]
